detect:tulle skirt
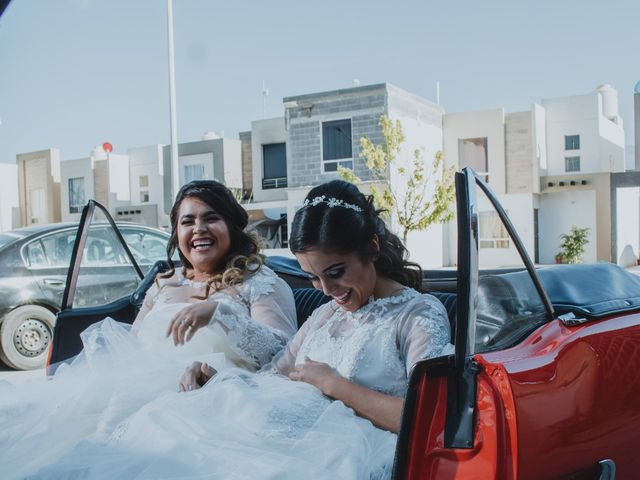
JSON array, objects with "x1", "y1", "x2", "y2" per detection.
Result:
[
  {"x1": 27, "y1": 369, "x2": 397, "y2": 480},
  {"x1": 0, "y1": 311, "x2": 397, "y2": 479},
  {"x1": 0, "y1": 313, "x2": 228, "y2": 480}
]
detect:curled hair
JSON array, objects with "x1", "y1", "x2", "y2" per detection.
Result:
[
  {"x1": 160, "y1": 180, "x2": 263, "y2": 294},
  {"x1": 289, "y1": 180, "x2": 422, "y2": 290}
]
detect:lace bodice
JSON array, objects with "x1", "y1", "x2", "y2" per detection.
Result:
[
  {"x1": 268, "y1": 287, "x2": 452, "y2": 397},
  {"x1": 132, "y1": 266, "x2": 297, "y2": 370}
]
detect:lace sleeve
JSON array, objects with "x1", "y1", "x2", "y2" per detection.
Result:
[
  {"x1": 130, "y1": 280, "x2": 160, "y2": 335},
  {"x1": 397, "y1": 294, "x2": 452, "y2": 376},
  {"x1": 210, "y1": 269, "x2": 297, "y2": 369}
]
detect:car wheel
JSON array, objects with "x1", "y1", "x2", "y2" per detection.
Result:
[{"x1": 0, "y1": 305, "x2": 56, "y2": 370}]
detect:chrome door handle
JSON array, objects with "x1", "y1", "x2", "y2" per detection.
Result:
[
  {"x1": 43, "y1": 278, "x2": 65, "y2": 286},
  {"x1": 598, "y1": 459, "x2": 616, "y2": 480}
]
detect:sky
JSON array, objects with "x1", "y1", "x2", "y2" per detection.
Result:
[{"x1": 0, "y1": 0, "x2": 638, "y2": 164}]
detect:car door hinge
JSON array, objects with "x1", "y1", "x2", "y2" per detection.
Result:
[{"x1": 558, "y1": 312, "x2": 588, "y2": 326}]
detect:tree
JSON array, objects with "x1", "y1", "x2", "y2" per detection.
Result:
[
  {"x1": 558, "y1": 226, "x2": 590, "y2": 264},
  {"x1": 338, "y1": 115, "x2": 455, "y2": 242}
]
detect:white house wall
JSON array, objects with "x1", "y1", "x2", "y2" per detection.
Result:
[
  {"x1": 251, "y1": 117, "x2": 287, "y2": 203},
  {"x1": 443, "y1": 109, "x2": 506, "y2": 194},
  {"x1": 478, "y1": 192, "x2": 535, "y2": 268},
  {"x1": 128, "y1": 144, "x2": 168, "y2": 228},
  {"x1": 538, "y1": 190, "x2": 597, "y2": 264},
  {"x1": 222, "y1": 139, "x2": 242, "y2": 189},
  {"x1": 0, "y1": 163, "x2": 19, "y2": 231},
  {"x1": 542, "y1": 91, "x2": 625, "y2": 176},
  {"x1": 60, "y1": 157, "x2": 94, "y2": 222},
  {"x1": 615, "y1": 187, "x2": 640, "y2": 264}
]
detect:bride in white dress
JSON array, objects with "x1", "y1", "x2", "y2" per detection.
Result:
[
  {"x1": 0, "y1": 181, "x2": 297, "y2": 479},
  {"x1": 27, "y1": 180, "x2": 452, "y2": 480}
]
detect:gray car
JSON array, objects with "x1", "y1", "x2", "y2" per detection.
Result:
[{"x1": 0, "y1": 222, "x2": 170, "y2": 370}]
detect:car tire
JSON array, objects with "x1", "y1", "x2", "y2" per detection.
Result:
[{"x1": 0, "y1": 305, "x2": 56, "y2": 371}]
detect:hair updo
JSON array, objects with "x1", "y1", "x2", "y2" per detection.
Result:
[{"x1": 289, "y1": 180, "x2": 422, "y2": 290}]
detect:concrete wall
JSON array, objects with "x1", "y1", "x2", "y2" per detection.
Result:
[
  {"x1": 478, "y1": 193, "x2": 536, "y2": 268},
  {"x1": 239, "y1": 131, "x2": 253, "y2": 193},
  {"x1": 60, "y1": 157, "x2": 94, "y2": 222},
  {"x1": 505, "y1": 111, "x2": 537, "y2": 194},
  {"x1": 162, "y1": 138, "x2": 242, "y2": 214},
  {"x1": 17, "y1": 149, "x2": 61, "y2": 226},
  {"x1": 284, "y1": 83, "x2": 387, "y2": 188},
  {"x1": 0, "y1": 163, "x2": 19, "y2": 231},
  {"x1": 129, "y1": 144, "x2": 168, "y2": 229},
  {"x1": 251, "y1": 117, "x2": 287, "y2": 202},
  {"x1": 611, "y1": 171, "x2": 640, "y2": 263},
  {"x1": 443, "y1": 109, "x2": 507, "y2": 194},
  {"x1": 541, "y1": 89, "x2": 625, "y2": 176}
]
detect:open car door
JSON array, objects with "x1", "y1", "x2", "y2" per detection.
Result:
[
  {"x1": 394, "y1": 168, "x2": 640, "y2": 479},
  {"x1": 47, "y1": 201, "x2": 168, "y2": 372}
]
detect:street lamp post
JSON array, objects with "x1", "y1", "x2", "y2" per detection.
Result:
[{"x1": 167, "y1": 0, "x2": 180, "y2": 203}]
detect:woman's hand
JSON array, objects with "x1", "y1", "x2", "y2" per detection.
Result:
[
  {"x1": 166, "y1": 300, "x2": 218, "y2": 345},
  {"x1": 289, "y1": 357, "x2": 342, "y2": 396},
  {"x1": 179, "y1": 361, "x2": 217, "y2": 392}
]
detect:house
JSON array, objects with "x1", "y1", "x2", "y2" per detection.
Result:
[
  {"x1": 0, "y1": 162, "x2": 19, "y2": 231},
  {"x1": 17, "y1": 148, "x2": 61, "y2": 226}
]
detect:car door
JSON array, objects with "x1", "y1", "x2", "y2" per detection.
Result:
[
  {"x1": 394, "y1": 168, "x2": 640, "y2": 479},
  {"x1": 48, "y1": 201, "x2": 164, "y2": 371}
]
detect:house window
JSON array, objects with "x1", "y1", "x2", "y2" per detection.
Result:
[
  {"x1": 139, "y1": 175, "x2": 149, "y2": 187},
  {"x1": 68, "y1": 177, "x2": 85, "y2": 214},
  {"x1": 262, "y1": 143, "x2": 287, "y2": 189},
  {"x1": 322, "y1": 119, "x2": 353, "y2": 172},
  {"x1": 565, "y1": 156, "x2": 580, "y2": 172},
  {"x1": 184, "y1": 164, "x2": 205, "y2": 183},
  {"x1": 140, "y1": 191, "x2": 150, "y2": 203},
  {"x1": 479, "y1": 211, "x2": 510, "y2": 249},
  {"x1": 565, "y1": 135, "x2": 580, "y2": 150},
  {"x1": 458, "y1": 137, "x2": 488, "y2": 179}
]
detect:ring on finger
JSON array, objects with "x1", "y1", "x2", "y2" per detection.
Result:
[{"x1": 181, "y1": 319, "x2": 190, "y2": 327}]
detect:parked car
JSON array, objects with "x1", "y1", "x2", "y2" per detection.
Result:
[
  {"x1": 0, "y1": 217, "x2": 170, "y2": 370},
  {"x1": 51, "y1": 170, "x2": 640, "y2": 479}
]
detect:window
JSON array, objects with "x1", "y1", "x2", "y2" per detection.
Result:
[
  {"x1": 262, "y1": 143, "x2": 287, "y2": 189},
  {"x1": 565, "y1": 156, "x2": 580, "y2": 172},
  {"x1": 37, "y1": 230, "x2": 77, "y2": 267},
  {"x1": 458, "y1": 138, "x2": 488, "y2": 179},
  {"x1": 121, "y1": 229, "x2": 168, "y2": 264},
  {"x1": 479, "y1": 211, "x2": 510, "y2": 249},
  {"x1": 322, "y1": 119, "x2": 353, "y2": 172},
  {"x1": 565, "y1": 135, "x2": 580, "y2": 150},
  {"x1": 184, "y1": 164, "x2": 205, "y2": 183},
  {"x1": 140, "y1": 191, "x2": 150, "y2": 203},
  {"x1": 68, "y1": 177, "x2": 85, "y2": 214},
  {"x1": 139, "y1": 175, "x2": 149, "y2": 187}
]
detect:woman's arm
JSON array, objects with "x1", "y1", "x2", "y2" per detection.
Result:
[{"x1": 289, "y1": 358, "x2": 403, "y2": 432}]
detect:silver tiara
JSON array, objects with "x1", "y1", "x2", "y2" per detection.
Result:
[{"x1": 302, "y1": 195, "x2": 363, "y2": 212}]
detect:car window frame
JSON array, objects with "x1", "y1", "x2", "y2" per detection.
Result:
[
  {"x1": 444, "y1": 167, "x2": 555, "y2": 449},
  {"x1": 61, "y1": 200, "x2": 144, "y2": 311}
]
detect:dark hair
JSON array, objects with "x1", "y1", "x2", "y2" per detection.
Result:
[
  {"x1": 161, "y1": 180, "x2": 262, "y2": 289},
  {"x1": 289, "y1": 180, "x2": 422, "y2": 290}
]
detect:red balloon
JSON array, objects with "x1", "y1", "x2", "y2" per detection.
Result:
[{"x1": 102, "y1": 142, "x2": 113, "y2": 153}]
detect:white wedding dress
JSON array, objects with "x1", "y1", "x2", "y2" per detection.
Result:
[
  {"x1": 22, "y1": 287, "x2": 452, "y2": 480},
  {"x1": 0, "y1": 266, "x2": 297, "y2": 480}
]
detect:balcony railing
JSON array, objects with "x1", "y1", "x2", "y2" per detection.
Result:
[{"x1": 262, "y1": 177, "x2": 287, "y2": 190}]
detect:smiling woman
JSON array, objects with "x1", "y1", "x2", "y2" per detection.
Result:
[
  {"x1": 28, "y1": 180, "x2": 453, "y2": 479},
  {"x1": 0, "y1": 180, "x2": 298, "y2": 479}
]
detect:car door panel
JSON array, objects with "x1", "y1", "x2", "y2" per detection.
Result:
[{"x1": 395, "y1": 168, "x2": 640, "y2": 479}]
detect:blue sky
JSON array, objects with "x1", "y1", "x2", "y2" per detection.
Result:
[{"x1": 0, "y1": 0, "x2": 638, "y2": 163}]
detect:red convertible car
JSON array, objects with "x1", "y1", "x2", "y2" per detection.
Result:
[{"x1": 50, "y1": 168, "x2": 640, "y2": 479}]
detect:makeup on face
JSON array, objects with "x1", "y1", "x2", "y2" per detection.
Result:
[
  {"x1": 177, "y1": 197, "x2": 231, "y2": 278},
  {"x1": 296, "y1": 250, "x2": 378, "y2": 312}
]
